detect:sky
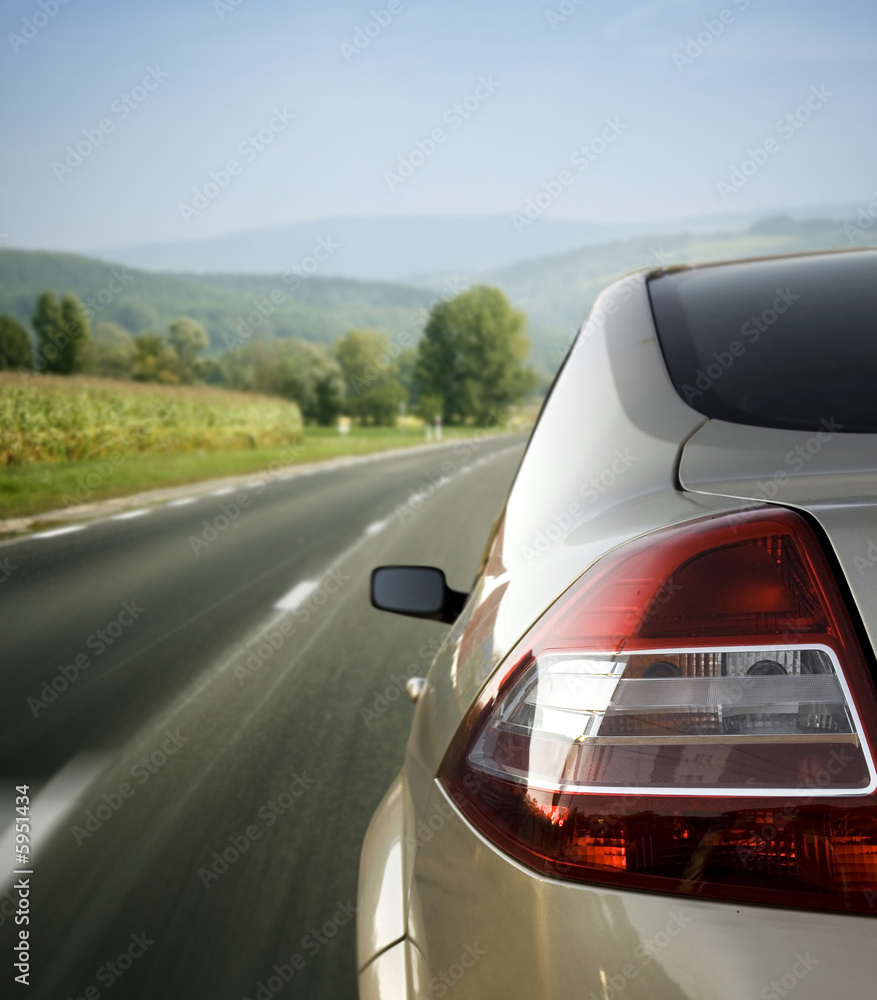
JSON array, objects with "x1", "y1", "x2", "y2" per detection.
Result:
[{"x1": 2, "y1": 0, "x2": 875, "y2": 252}]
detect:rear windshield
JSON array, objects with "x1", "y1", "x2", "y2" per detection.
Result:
[{"x1": 648, "y1": 251, "x2": 877, "y2": 433}]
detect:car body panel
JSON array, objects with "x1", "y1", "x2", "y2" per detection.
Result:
[
  {"x1": 358, "y1": 256, "x2": 877, "y2": 997},
  {"x1": 356, "y1": 773, "x2": 407, "y2": 971},
  {"x1": 677, "y1": 425, "x2": 877, "y2": 676},
  {"x1": 358, "y1": 938, "x2": 431, "y2": 1000},
  {"x1": 357, "y1": 938, "x2": 406, "y2": 1000},
  {"x1": 679, "y1": 418, "x2": 877, "y2": 504}
]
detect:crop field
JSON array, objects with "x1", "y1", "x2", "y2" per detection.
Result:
[{"x1": 0, "y1": 373, "x2": 303, "y2": 465}]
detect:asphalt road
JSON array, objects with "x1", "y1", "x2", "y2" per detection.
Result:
[{"x1": 0, "y1": 434, "x2": 527, "y2": 1000}]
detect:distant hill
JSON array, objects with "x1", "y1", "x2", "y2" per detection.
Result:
[
  {"x1": 0, "y1": 249, "x2": 436, "y2": 350},
  {"x1": 471, "y1": 216, "x2": 869, "y2": 363},
  {"x1": 88, "y1": 206, "x2": 859, "y2": 283},
  {"x1": 1, "y1": 216, "x2": 869, "y2": 382}
]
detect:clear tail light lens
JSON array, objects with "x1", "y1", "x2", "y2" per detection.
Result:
[{"x1": 440, "y1": 509, "x2": 877, "y2": 914}]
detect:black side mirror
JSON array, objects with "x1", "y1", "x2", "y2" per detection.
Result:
[{"x1": 370, "y1": 566, "x2": 468, "y2": 625}]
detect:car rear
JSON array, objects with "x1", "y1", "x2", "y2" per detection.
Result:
[{"x1": 358, "y1": 249, "x2": 877, "y2": 999}]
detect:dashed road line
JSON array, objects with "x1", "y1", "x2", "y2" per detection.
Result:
[
  {"x1": 33, "y1": 525, "x2": 85, "y2": 540},
  {"x1": 274, "y1": 580, "x2": 320, "y2": 611}
]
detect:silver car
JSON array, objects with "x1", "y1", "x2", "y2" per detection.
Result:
[{"x1": 358, "y1": 248, "x2": 877, "y2": 999}]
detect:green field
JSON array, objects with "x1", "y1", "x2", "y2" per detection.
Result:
[
  {"x1": 0, "y1": 372, "x2": 304, "y2": 465},
  {"x1": 0, "y1": 375, "x2": 511, "y2": 520}
]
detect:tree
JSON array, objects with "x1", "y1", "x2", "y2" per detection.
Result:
[
  {"x1": 90, "y1": 323, "x2": 136, "y2": 379},
  {"x1": 113, "y1": 299, "x2": 157, "y2": 334},
  {"x1": 31, "y1": 291, "x2": 64, "y2": 373},
  {"x1": 168, "y1": 317, "x2": 209, "y2": 384},
  {"x1": 414, "y1": 285, "x2": 536, "y2": 425},
  {"x1": 396, "y1": 347, "x2": 418, "y2": 405},
  {"x1": 246, "y1": 340, "x2": 346, "y2": 425},
  {"x1": 132, "y1": 333, "x2": 181, "y2": 384},
  {"x1": 31, "y1": 291, "x2": 91, "y2": 374},
  {"x1": 61, "y1": 295, "x2": 92, "y2": 373},
  {"x1": 0, "y1": 315, "x2": 33, "y2": 370},
  {"x1": 334, "y1": 328, "x2": 407, "y2": 426}
]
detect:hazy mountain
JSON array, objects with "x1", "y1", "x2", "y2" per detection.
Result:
[
  {"x1": 89, "y1": 206, "x2": 859, "y2": 283},
  {"x1": 0, "y1": 249, "x2": 435, "y2": 351},
  {"x1": 2, "y1": 215, "x2": 868, "y2": 381}
]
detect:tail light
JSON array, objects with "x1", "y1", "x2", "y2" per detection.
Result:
[{"x1": 440, "y1": 508, "x2": 877, "y2": 914}]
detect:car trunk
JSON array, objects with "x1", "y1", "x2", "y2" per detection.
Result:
[{"x1": 679, "y1": 417, "x2": 877, "y2": 659}]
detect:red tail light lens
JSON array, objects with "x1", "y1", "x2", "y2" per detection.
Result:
[{"x1": 440, "y1": 509, "x2": 877, "y2": 914}]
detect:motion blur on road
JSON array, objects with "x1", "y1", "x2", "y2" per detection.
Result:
[{"x1": 0, "y1": 435, "x2": 526, "y2": 999}]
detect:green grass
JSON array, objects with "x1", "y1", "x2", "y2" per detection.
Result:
[{"x1": 0, "y1": 425, "x2": 504, "y2": 520}]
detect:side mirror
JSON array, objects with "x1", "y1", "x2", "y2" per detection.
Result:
[{"x1": 370, "y1": 566, "x2": 468, "y2": 625}]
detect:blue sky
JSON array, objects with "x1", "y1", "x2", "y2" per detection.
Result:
[{"x1": 2, "y1": 0, "x2": 875, "y2": 251}]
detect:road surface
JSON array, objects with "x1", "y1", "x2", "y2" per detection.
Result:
[{"x1": 0, "y1": 434, "x2": 526, "y2": 1000}]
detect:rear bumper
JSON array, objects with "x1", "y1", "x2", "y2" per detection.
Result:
[
  {"x1": 403, "y1": 779, "x2": 877, "y2": 1000},
  {"x1": 359, "y1": 765, "x2": 877, "y2": 999},
  {"x1": 358, "y1": 938, "x2": 432, "y2": 1000}
]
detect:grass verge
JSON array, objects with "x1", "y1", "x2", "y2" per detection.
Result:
[{"x1": 0, "y1": 426, "x2": 503, "y2": 520}]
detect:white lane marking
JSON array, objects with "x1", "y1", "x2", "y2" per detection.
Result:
[
  {"x1": 167, "y1": 497, "x2": 197, "y2": 507},
  {"x1": 0, "y1": 753, "x2": 107, "y2": 891},
  {"x1": 364, "y1": 519, "x2": 388, "y2": 536},
  {"x1": 210, "y1": 487, "x2": 234, "y2": 496},
  {"x1": 274, "y1": 580, "x2": 319, "y2": 611},
  {"x1": 112, "y1": 509, "x2": 150, "y2": 521},
  {"x1": 33, "y1": 525, "x2": 85, "y2": 539}
]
